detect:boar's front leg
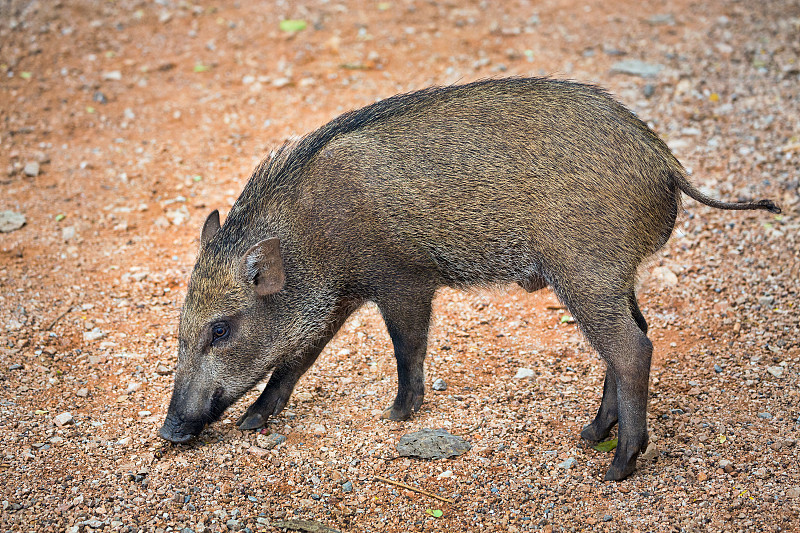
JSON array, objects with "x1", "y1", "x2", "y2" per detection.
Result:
[
  {"x1": 237, "y1": 299, "x2": 361, "y2": 430},
  {"x1": 580, "y1": 367, "x2": 619, "y2": 442},
  {"x1": 377, "y1": 288, "x2": 434, "y2": 421}
]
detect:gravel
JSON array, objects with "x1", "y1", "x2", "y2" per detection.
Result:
[{"x1": 0, "y1": 0, "x2": 797, "y2": 532}]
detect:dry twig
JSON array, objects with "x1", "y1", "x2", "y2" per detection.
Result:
[{"x1": 373, "y1": 475, "x2": 455, "y2": 504}]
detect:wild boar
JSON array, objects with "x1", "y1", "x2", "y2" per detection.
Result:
[{"x1": 159, "y1": 77, "x2": 779, "y2": 480}]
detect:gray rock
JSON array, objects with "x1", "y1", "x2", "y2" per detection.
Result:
[
  {"x1": 758, "y1": 295, "x2": 775, "y2": 307},
  {"x1": 0, "y1": 211, "x2": 26, "y2": 233},
  {"x1": 396, "y1": 428, "x2": 471, "y2": 459},
  {"x1": 226, "y1": 518, "x2": 241, "y2": 531},
  {"x1": 558, "y1": 457, "x2": 576, "y2": 469},
  {"x1": 23, "y1": 161, "x2": 40, "y2": 177},
  {"x1": 432, "y1": 378, "x2": 447, "y2": 391},
  {"x1": 766, "y1": 366, "x2": 783, "y2": 378},
  {"x1": 714, "y1": 364, "x2": 723, "y2": 373},
  {"x1": 342, "y1": 480, "x2": 353, "y2": 492},
  {"x1": 513, "y1": 367, "x2": 535, "y2": 379},
  {"x1": 758, "y1": 412, "x2": 773, "y2": 419},
  {"x1": 786, "y1": 486, "x2": 800, "y2": 499},
  {"x1": 54, "y1": 412, "x2": 74, "y2": 426},
  {"x1": 647, "y1": 14, "x2": 675, "y2": 25},
  {"x1": 256, "y1": 432, "x2": 287, "y2": 450},
  {"x1": 611, "y1": 60, "x2": 664, "y2": 78},
  {"x1": 602, "y1": 514, "x2": 614, "y2": 522}
]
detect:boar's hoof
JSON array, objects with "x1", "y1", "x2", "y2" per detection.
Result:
[
  {"x1": 237, "y1": 412, "x2": 267, "y2": 431},
  {"x1": 603, "y1": 460, "x2": 638, "y2": 482},
  {"x1": 580, "y1": 421, "x2": 614, "y2": 443},
  {"x1": 380, "y1": 406, "x2": 412, "y2": 421}
]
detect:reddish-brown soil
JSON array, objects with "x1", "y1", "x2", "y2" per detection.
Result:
[{"x1": 1, "y1": 1, "x2": 798, "y2": 532}]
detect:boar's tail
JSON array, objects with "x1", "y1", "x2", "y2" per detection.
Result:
[{"x1": 673, "y1": 171, "x2": 781, "y2": 214}]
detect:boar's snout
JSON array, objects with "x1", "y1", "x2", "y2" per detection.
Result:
[
  {"x1": 159, "y1": 381, "x2": 227, "y2": 443},
  {"x1": 158, "y1": 413, "x2": 203, "y2": 443}
]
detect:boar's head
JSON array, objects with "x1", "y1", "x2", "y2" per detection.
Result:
[{"x1": 159, "y1": 210, "x2": 291, "y2": 443}]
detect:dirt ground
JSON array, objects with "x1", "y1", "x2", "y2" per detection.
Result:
[{"x1": 1, "y1": 0, "x2": 799, "y2": 532}]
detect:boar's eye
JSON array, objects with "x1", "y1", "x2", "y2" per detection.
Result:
[{"x1": 210, "y1": 322, "x2": 230, "y2": 345}]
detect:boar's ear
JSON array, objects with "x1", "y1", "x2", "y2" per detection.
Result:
[
  {"x1": 201, "y1": 210, "x2": 221, "y2": 246},
  {"x1": 241, "y1": 238, "x2": 285, "y2": 296}
]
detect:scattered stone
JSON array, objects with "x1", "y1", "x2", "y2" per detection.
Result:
[
  {"x1": 719, "y1": 459, "x2": 735, "y2": 473},
  {"x1": 640, "y1": 442, "x2": 659, "y2": 461},
  {"x1": 714, "y1": 364, "x2": 723, "y2": 373},
  {"x1": 513, "y1": 368, "x2": 535, "y2": 379},
  {"x1": 758, "y1": 412, "x2": 773, "y2": 420},
  {"x1": 8, "y1": 363, "x2": 23, "y2": 370},
  {"x1": 272, "y1": 519, "x2": 341, "y2": 533},
  {"x1": 83, "y1": 327, "x2": 106, "y2": 342},
  {"x1": 647, "y1": 266, "x2": 678, "y2": 288},
  {"x1": 396, "y1": 428, "x2": 471, "y2": 460},
  {"x1": 54, "y1": 412, "x2": 74, "y2": 427},
  {"x1": 0, "y1": 211, "x2": 26, "y2": 233},
  {"x1": 766, "y1": 366, "x2": 783, "y2": 378},
  {"x1": 610, "y1": 59, "x2": 664, "y2": 78},
  {"x1": 647, "y1": 13, "x2": 675, "y2": 25},
  {"x1": 102, "y1": 70, "x2": 122, "y2": 81},
  {"x1": 311, "y1": 423, "x2": 326, "y2": 435},
  {"x1": 558, "y1": 457, "x2": 577, "y2": 469},
  {"x1": 62, "y1": 226, "x2": 76, "y2": 241},
  {"x1": 342, "y1": 480, "x2": 353, "y2": 492},
  {"x1": 758, "y1": 295, "x2": 774, "y2": 307},
  {"x1": 93, "y1": 91, "x2": 108, "y2": 104},
  {"x1": 138, "y1": 410, "x2": 152, "y2": 418},
  {"x1": 643, "y1": 83, "x2": 656, "y2": 98},
  {"x1": 697, "y1": 472, "x2": 708, "y2": 482},
  {"x1": 76, "y1": 388, "x2": 89, "y2": 398},
  {"x1": 786, "y1": 487, "x2": 800, "y2": 499},
  {"x1": 156, "y1": 364, "x2": 173, "y2": 375},
  {"x1": 226, "y1": 518, "x2": 241, "y2": 531},
  {"x1": 432, "y1": 378, "x2": 447, "y2": 391},
  {"x1": 256, "y1": 432, "x2": 286, "y2": 450},
  {"x1": 601, "y1": 515, "x2": 614, "y2": 522},
  {"x1": 23, "y1": 161, "x2": 40, "y2": 177}
]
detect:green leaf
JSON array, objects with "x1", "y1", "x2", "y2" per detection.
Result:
[
  {"x1": 592, "y1": 438, "x2": 618, "y2": 452},
  {"x1": 194, "y1": 63, "x2": 211, "y2": 73},
  {"x1": 20, "y1": 71, "x2": 32, "y2": 80},
  {"x1": 560, "y1": 315, "x2": 574, "y2": 324},
  {"x1": 86, "y1": 106, "x2": 95, "y2": 114},
  {"x1": 192, "y1": 175, "x2": 203, "y2": 182},
  {"x1": 426, "y1": 509, "x2": 443, "y2": 518},
  {"x1": 55, "y1": 214, "x2": 66, "y2": 222},
  {"x1": 280, "y1": 19, "x2": 307, "y2": 32},
  {"x1": 35, "y1": 409, "x2": 49, "y2": 415}
]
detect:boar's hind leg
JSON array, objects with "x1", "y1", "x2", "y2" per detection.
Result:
[
  {"x1": 562, "y1": 286, "x2": 652, "y2": 481},
  {"x1": 377, "y1": 289, "x2": 434, "y2": 421},
  {"x1": 237, "y1": 300, "x2": 360, "y2": 430},
  {"x1": 579, "y1": 290, "x2": 648, "y2": 443}
]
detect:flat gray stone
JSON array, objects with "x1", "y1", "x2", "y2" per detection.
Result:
[
  {"x1": 611, "y1": 59, "x2": 664, "y2": 78},
  {"x1": 396, "y1": 428, "x2": 471, "y2": 460},
  {"x1": 0, "y1": 211, "x2": 26, "y2": 233}
]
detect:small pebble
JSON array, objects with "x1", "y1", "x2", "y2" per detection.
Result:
[
  {"x1": 602, "y1": 515, "x2": 613, "y2": 522},
  {"x1": 714, "y1": 364, "x2": 723, "y2": 373},
  {"x1": 513, "y1": 368, "x2": 535, "y2": 379},
  {"x1": 54, "y1": 412, "x2": 74, "y2": 426},
  {"x1": 432, "y1": 378, "x2": 447, "y2": 391},
  {"x1": 76, "y1": 388, "x2": 89, "y2": 398},
  {"x1": 758, "y1": 412, "x2": 773, "y2": 420},
  {"x1": 23, "y1": 161, "x2": 40, "y2": 177},
  {"x1": 786, "y1": 487, "x2": 800, "y2": 499},
  {"x1": 342, "y1": 480, "x2": 353, "y2": 492}
]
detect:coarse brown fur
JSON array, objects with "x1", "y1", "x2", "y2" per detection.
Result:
[{"x1": 159, "y1": 77, "x2": 779, "y2": 481}]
